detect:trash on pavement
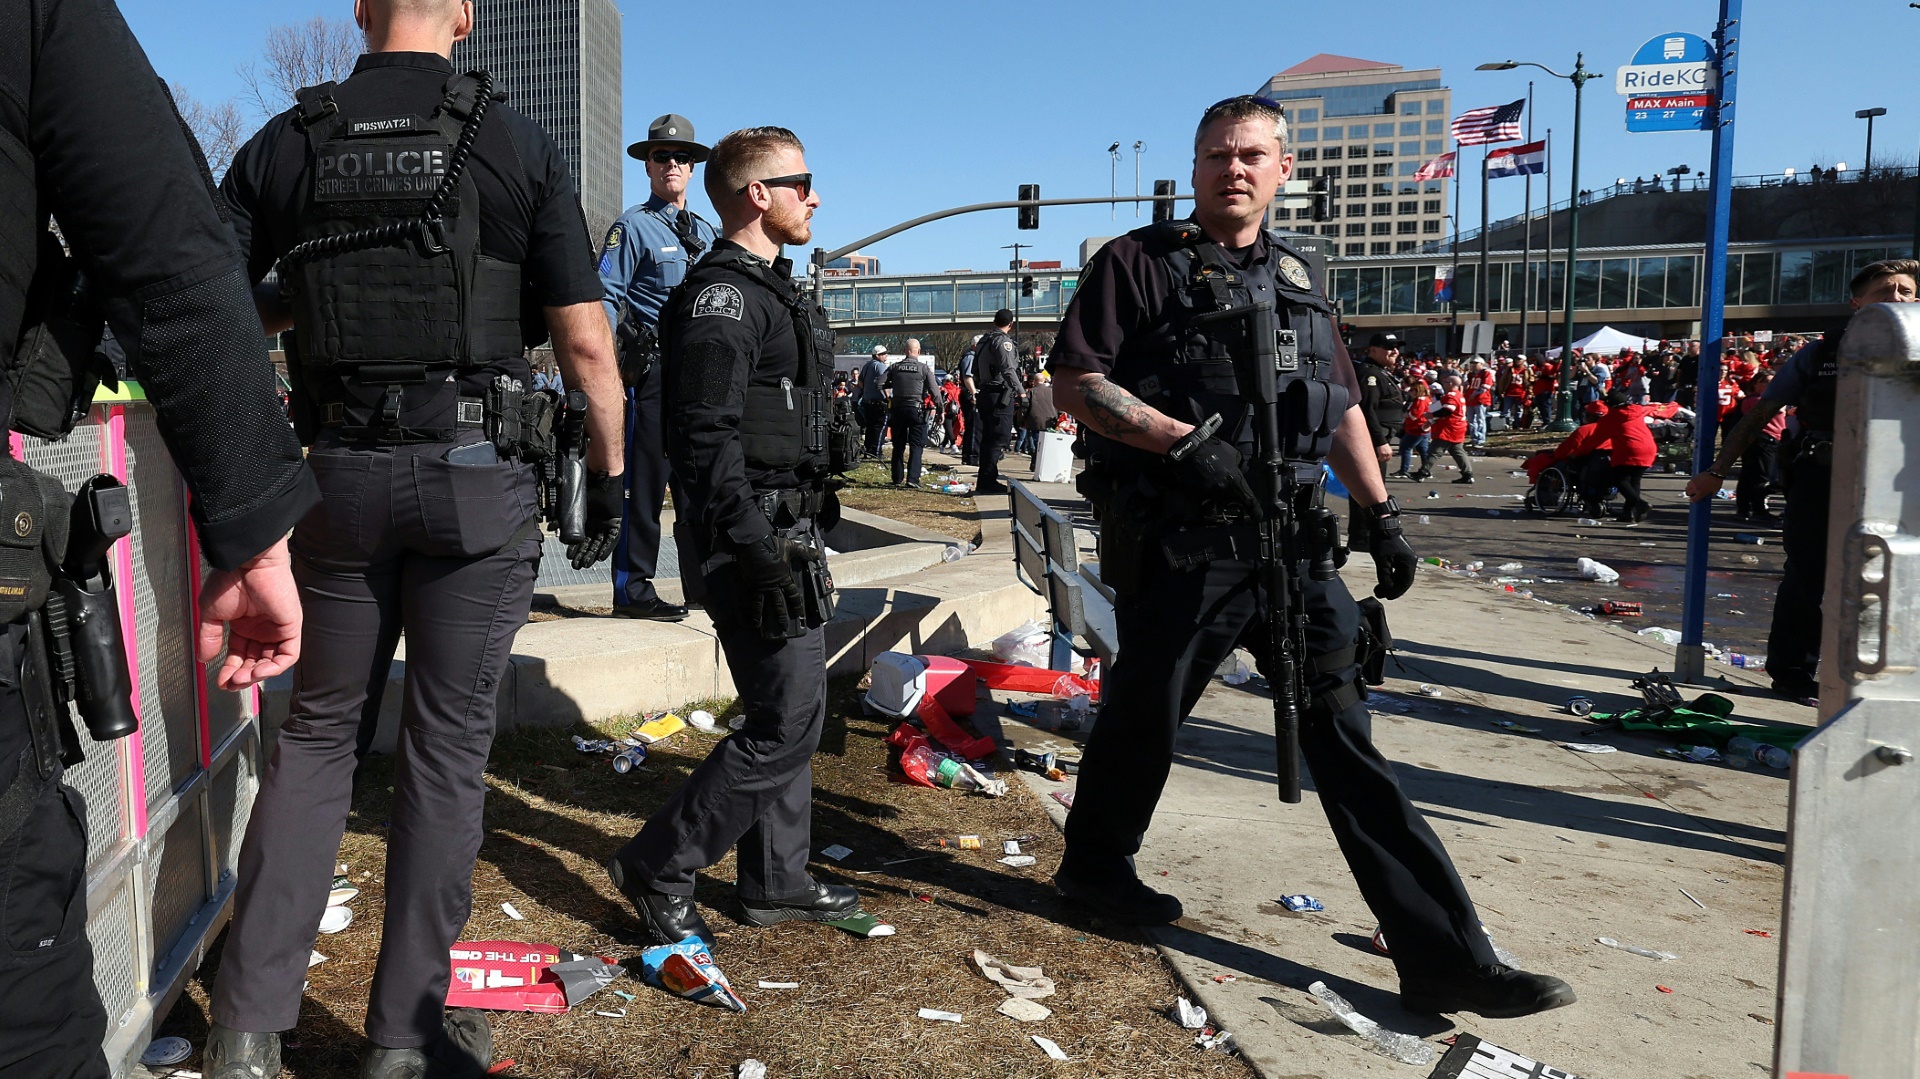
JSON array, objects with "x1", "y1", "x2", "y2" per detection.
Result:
[
  {"x1": 329, "y1": 881, "x2": 360, "y2": 906},
  {"x1": 309, "y1": 949, "x2": 327, "y2": 967},
  {"x1": 941, "y1": 835, "x2": 983, "y2": 850},
  {"x1": 1679, "y1": 888, "x2": 1706, "y2": 910},
  {"x1": 824, "y1": 912, "x2": 896, "y2": 938},
  {"x1": 572, "y1": 734, "x2": 613, "y2": 754},
  {"x1": 991, "y1": 620, "x2": 1053, "y2": 667},
  {"x1": 1739, "y1": 553, "x2": 1761, "y2": 564},
  {"x1": 1658, "y1": 745, "x2": 1722, "y2": 763},
  {"x1": 449, "y1": 941, "x2": 622, "y2": 1013},
  {"x1": 1417, "y1": 684, "x2": 1443, "y2": 697},
  {"x1": 1745, "y1": 929, "x2": 1773, "y2": 938},
  {"x1": 1657, "y1": 984, "x2": 1675, "y2": 994},
  {"x1": 319, "y1": 906, "x2": 354, "y2": 934},
  {"x1": 1727, "y1": 735, "x2": 1792, "y2": 769},
  {"x1": 1195, "y1": 1030, "x2": 1238, "y2": 1053},
  {"x1": 1307, "y1": 980, "x2": 1434, "y2": 1066},
  {"x1": 1051, "y1": 790, "x2": 1075, "y2": 808},
  {"x1": 971, "y1": 949, "x2": 1057, "y2": 999},
  {"x1": 1031, "y1": 1034, "x2": 1070, "y2": 1060},
  {"x1": 998, "y1": 996, "x2": 1054, "y2": 1022},
  {"x1": 1565, "y1": 697, "x2": 1595, "y2": 717},
  {"x1": 1491, "y1": 720, "x2": 1542, "y2": 734},
  {"x1": 999, "y1": 855, "x2": 1037, "y2": 867},
  {"x1": 1577, "y1": 558, "x2": 1620, "y2": 583},
  {"x1": 866, "y1": 653, "x2": 980, "y2": 720},
  {"x1": 1599, "y1": 600, "x2": 1642, "y2": 616},
  {"x1": 1432, "y1": 1034, "x2": 1587, "y2": 1079},
  {"x1": 634, "y1": 713, "x2": 686, "y2": 744},
  {"x1": 1561, "y1": 742, "x2": 1618, "y2": 754},
  {"x1": 965, "y1": 658, "x2": 1101, "y2": 702},
  {"x1": 141, "y1": 1037, "x2": 193, "y2": 1067},
  {"x1": 1597, "y1": 937, "x2": 1678, "y2": 961},
  {"x1": 737, "y1": 1061, "x2": 767, "y2": 1079},
  {"x1": 1734, "y1": 533, "x2": 1766, "y2": 545},
  {"x1": 1497, "y1": 562, "x2": 1524, "y2": 571},
  {"x1": 1003, "y1": 840, "x2": 1022, "y2": 855},
  {"x1": 918, "y1": 1008, "x2": 964, "y2": 1023},
  {"x1": 1278, "y1": 894, "x2": 1324, "y2": 913},
  {"x1": 1636, "y1": 627, "x2": 1683, "y2": 645},
  {"x1": 1218, "y1": 651, "x2": 1254, "y2": 685},
  {"x1": 757, "y1": 980, "x2": 800, "y2": 989},
  {"x1": 687, "y1": 710, "x2": 718, "y2": 733},
  {"x1": 820, "y1": 844, "x2": 853, "y2": 862},
  {"x1": 639, "y1": 938, "x2": 746, "y2": 1012},
  {"x1": 594, "y1": 1009, "x2": 626, "y2": 1018},
  {"x1": 1213, "y1": 974, "x2": 1237, "y2": 984},
  {"x1": 1172, "y1": 997, "x2": 1208, "y2": 1029},
  {"x1": 612, "y1": 745, "x2": 647, "y2": 774}
]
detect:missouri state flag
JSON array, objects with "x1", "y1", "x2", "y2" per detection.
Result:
[{"x1": 1487, "y1": 140, "x2": 1547, "y2": 179}]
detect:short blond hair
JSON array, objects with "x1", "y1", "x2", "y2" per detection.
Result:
[{"x1": 705, "y1": 127, "x2": 805, "y2": 207}]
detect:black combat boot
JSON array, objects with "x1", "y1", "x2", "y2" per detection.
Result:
[
  {"x1": 739, "y1": 879, "x2": 861, "y2": 926},
  {"x1": 608, "y1": 857, "x2": 713, "y2": 945},
  {"x1": 1400, "y1": 964, "x2": 1577, "y2": 1018}
]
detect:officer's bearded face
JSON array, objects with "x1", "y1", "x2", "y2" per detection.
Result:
[
  {"x1": 1191, "y1": 117, "x2": 1292, "y2": 228},
  {"x1": 762, "y1": 150, "x2": 817, "y2": 247}
]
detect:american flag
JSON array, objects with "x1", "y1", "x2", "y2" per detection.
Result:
[
  {"x1": 1450, "y1": 99, "x2": 1526, "y2": 146},
  {"x1": 1413, "y1": 151, "x2": 1457, "y2": 181}
]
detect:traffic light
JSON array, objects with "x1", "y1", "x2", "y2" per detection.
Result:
[
  {"x1": 1311, "y1": 178, "x2": 1333, "y2": 222},
  {"x1": 1152, "y1": 179, "x2": 1177, "y2": 223},
  {"x1": 1021, "y1": 275, "x2": 1035, "y2": 298},
  {"x1": 1018, "y1": 184, "x2": 1039, "y2": 230}
]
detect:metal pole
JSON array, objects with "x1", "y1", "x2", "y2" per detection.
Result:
[
  {"x1": 1545, "y1": 129, "x2": 1553, "y2": 360},
  {"x1": 1133, "y1": 141, "x2": 1144, "y2": 218},
  {"x1": 1520, "y1": 82, "x2": 1534, "y2": 355},
  {"x1": 1549, "y1": 54, "x2": 1589, "y2": 432},
  {"x1": 1912, "y1": 138, "x2": 1920, "y2": 257},
  {"x1": 1865, "y1": 114, "x2": 1875, "y2": 176},
  {"x1": 1450, "y1": 154, "x2": 1463, "y2": 343},
  {"x1": 1478, "y1": 145, "x2": 1492, "y2": 325},
  {"x1": 1675, "y1": 0, "x2": 1741, "y2": 683}
]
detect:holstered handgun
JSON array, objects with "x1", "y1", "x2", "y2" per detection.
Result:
[{"x1": 41, "y1": 475, "x2": 136, "y2": 743}]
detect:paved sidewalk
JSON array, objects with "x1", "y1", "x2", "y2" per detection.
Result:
[{"x1": 1018, "y1": 561, "x2": 1803, "y2": 1078}]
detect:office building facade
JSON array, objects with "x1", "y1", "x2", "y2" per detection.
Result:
[
  {"x1": 1258, "y1": 54, "x2": 1451, "y2": 257},
  {"x1": 454, "y1": 0, "x2": 623, "y2": 243}
]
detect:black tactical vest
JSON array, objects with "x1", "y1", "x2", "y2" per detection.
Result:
[
  {"x1": 691, "y1": 250, "x2": 837, "y2": 481},
  {"x1": 1094, "y1": 221, "x2": 1348, "y2": 473},
  {"x1": 886, "y1": 359, "x2": 930, "y2": 405},
  {"x1": 1796, "y1": 328, "x2": 1841, "y2": 438},
  {"x1": 975, "y1": 330, "x2": 1019, "y2": 397},
  {"x1": 281, "y1": 73, "x2": 522, "y2": 383}
]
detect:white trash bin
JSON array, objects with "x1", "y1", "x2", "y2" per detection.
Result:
[{"x1": 1032, "y1": 431, "x2": 1075, "y2": 483}]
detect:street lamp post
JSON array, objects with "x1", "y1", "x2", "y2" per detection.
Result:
[
  {"x1": 1856, "y1": 107, "x2": 1887, "y2": 176},
  {"x1": 1667, "y1": 164, "x2": 1692, "y2": 192},
  {"x1": 1479, "y1": 53, "x2": 1597, "y2": 431},
  {"x1": 1107, "y1": 142, "x2": 1121, "y2": 220},
  {"x1": 1133, "y1": 141, "x2": 1145, "y2": 218}
]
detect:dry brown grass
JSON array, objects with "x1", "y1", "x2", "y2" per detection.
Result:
[
  {"x1": 834, "y1": 462, "x2": 984, "y2": 547},
  {"x1": 165, "y1": 679, "x2": 1250, "y2": 1079}
]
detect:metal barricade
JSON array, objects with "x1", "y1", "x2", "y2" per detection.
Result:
[
  {"x1": 1776, "y1": 302, "x2": 1920, "y2": 1076},
  {"x1": 18, "y1": 387, "x2": 257, "y2": 1078}
]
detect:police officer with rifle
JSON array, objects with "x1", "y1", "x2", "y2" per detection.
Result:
[
  {"x1": 203, "y1": 2, "x2": 626, "y2": 1076},
  {"x1": 1048, "y1": 95, "x2": 1575, "y2": 1020},
  {"x1": 606, "y1": 127, "x2": 867, "y2": 945},
  {"x1": 0, "y1": 1, "x2": 322, "y2": 1074}
]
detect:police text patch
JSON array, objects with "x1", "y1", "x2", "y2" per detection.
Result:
[
  {"x1": 313, "y1": 139, "x2": 448, "y2": 201},
  {"x1": 692, "y1": 283, "x2": 745, "y2": 320}
]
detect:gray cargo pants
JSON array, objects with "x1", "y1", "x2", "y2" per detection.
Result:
[{"x1": 211, "y1": 434, "x2": 540, "y2": 1048}]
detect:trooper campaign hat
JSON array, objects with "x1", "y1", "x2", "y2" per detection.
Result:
[{"x1": 627, "y1": 113, "x2": 711, "y2": 162}]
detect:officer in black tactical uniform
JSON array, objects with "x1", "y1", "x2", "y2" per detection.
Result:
[
  {"x1": 973, "y1": 309, "x2": 1021, "y2": 494},
  {"x1": 1048, "y1": 96, "x2": 1576, "y2": 1020},
  {"x1": 885, "y1": 340, "x2": 935, "y2": 486},
  {"x1": 606, "y1": 126, "x2": 862, "y2": 945},
  {"x1": 0, "y1": 2, "x2": 322, "y2": 1074},
  {"x1": 204, "y1": 3, "x2": 627, "y2": 1077},
  {"x1": 1685, "y1": 257, "x2": 1919, "y2": 703},
  {"x1": 1354, "y1": 332, "x2": 1408, "y2": 476}
]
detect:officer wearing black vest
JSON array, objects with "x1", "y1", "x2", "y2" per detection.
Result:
[
  {"x1": 0, "y1": 3, "x2": 321, "y2": 1074},
  {"x1": 1048, "y1": 96, "x2": 1575, "y2": 1020},
  {"x1": 606, "y1": 126, "x2": 863, "y2": 946},
  {"x1": 974, "y1": 310, "x2": 1021, "y2": 494},
  {"x1": 885, "y1": 340, "x2": 935, "y2": 486},
  {"x1": 1685, "y1": 258, "x2": 1919, "y2": 703},
  {"x1": 1354, "y1": 332, "x2": 1407, "y2": 468},
  {"x1": 204, "y1": 3, "x2": 627, "y2": 1077}
]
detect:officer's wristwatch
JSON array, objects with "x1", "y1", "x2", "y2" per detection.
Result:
[{"x1": 1359, "y1": 496, "x2": 1402, "y2": 521}]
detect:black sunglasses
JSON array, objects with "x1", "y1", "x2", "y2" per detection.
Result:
[
  {"x1": 650, "y1": 149, "x2": 696, "y2": 165},
  {"x1": 737, "y1": 172, "x2": 813, "y2": 199}
]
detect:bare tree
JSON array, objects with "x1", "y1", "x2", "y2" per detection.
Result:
[
  {"x1": 238, "y1": 16, "x2": 363, "y2": 119},
  {"x1": 167, "y1": 82, "x2": 248, "y2": 183}
]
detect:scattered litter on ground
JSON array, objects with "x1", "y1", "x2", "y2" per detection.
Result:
[
  {"x1": 1491, "y1": 720, "x2": 1542, "y2": 734},
  {"x1": 1000, "y1": 997, "x2": 1054, "y2": 1022},
  {"x1": 1278, "y1": 894, "x2": 1324, "y2": 913},
  {"x1": 1597, "y1": 937, "x2": 1678, "y2": 961},
  {"x1": 1433, "y1": 1035, "x2": 1585, "y2": 1079},
  {"x1": 1679, "y1": 888, "x2": 1706, "y2": 910},
  {"x1": 1745, "y1": 929, "x2": 1773, "y2": 938},
  {"x1": 613, "y1": 990, "x2": 636, "y2": 1001},
  {"x1": 686, "y1": 709, "x2": 718, "y2": 734},
  {"x1": 639, "y1": 938, "x2": 746, "y2": 1012},
  {"x1": 1417, "y1": 684, "x2": 1443, "y2": 697},
  {"x1": 1660, "y1": 744, "x2": 1723, "y2": 763},
  {"x1": 942, "y1": 835, "x2": 982, "y2": 850},
  {"x1": 1307, "y1": 980, "x2": 1434, "y2": 1066},
  {"x1": 991, "y1": 621, "x2": 1053, "y2": 667},
  {"x1": 1599, "y1": 600, "x2": 1642, "y2": 617},
  {"x1": 820, "y1": 844, "x2": 853, "y2": 862},
  {"x1": 999, "y1": 855, "x2": 1037, "y2": 867},
  {"x1": 737, "y1": 1061, "x2": 767, "y2": 1079},
  {"x1": 319, "y1": 906, "x2": 354, "y2": 934},
  {"x1": 1656, "y1": 985, "x2": 1674, "y2": 994},
  {"x1": 1564, "y1": 696, "x2": 1595, "y2": 717},
  {"x1": 918, "y1": 1008, "x2": 964, "y2": 1023},
  {"x1": 1577, "y1": 558, "x2": 1620, "y2": 583},
  {"x1": 501, "y1": 902, "x2": 524, "y2": 921},
  {"x1": 140, "y1": 1037, "x2": 193, "y2": 1067},
  {"x1": 634, "y1": 712, "x2": 687, "y2": 744},
  {"x1": 1172, "y1": 997, "x2": 1208, "y2": 1029},
  {"x1": 824, "y1": 912, "x2": 896, "y2": 938},
  {"x1": 612, "y1": 745, "x2": 647, "y2": 774},
  {"x1": 329, "y1": 879, "x2": 360, "y2": 906},
  {"x1": 1051, "y1": 790, "x2": 1075, "y2": 808},
  {"x1": 1636, "y1": 627, "x2": 1683, "y2": 645},
  {"x1": 1032, "y1": 1035, "x2": 1070, "y2": 1060},
  {"x1": 1561, "y1": 742, "x2": 1617, "y2": 754},
  {"x1": 450, "y1": 941, "x2": 623, "y2": 1013},
  {"x1": 1497, "y1": 562, "x2": 1524, "y2": 572},
  {"x1": 1212, "y1": 973, "x2": 1237, "y2": 984},
  {"x1": 728, "y1": 715, "x2": 746, "y2": 731},
  {"x1": 1750, "y1": 1013, "x2": 1774, "y2": 1025},
  {"x1": 972, "y1": 949, "x2": 1057, "y2": 999},
  {"x1": 309, "y1": 950, "x2": 327, "y2": 967},
  {"x1": 594, "y1": 1009, "x2": 626, "y2": 1018},
  {"x1": 757, "y1": 980, "x2": 800, "y2": 989},
  {"x1": 1003, "y1": 840, "x2": 1023, "y2": 855},
  {"x1": 1734, "y1": 533, "x2": 1766, "y2": 545},
  {"x1": 1194, "y1": 1030, "x2": 1238, "y2": 1053}
]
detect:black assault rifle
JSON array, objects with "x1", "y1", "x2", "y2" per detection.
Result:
[{"x1": 1188, "y1": 300, "x2": 1340, "y2": 804}]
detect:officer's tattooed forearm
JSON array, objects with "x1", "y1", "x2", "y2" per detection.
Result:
[{"x1": 1080, "y1": 375, "x2": 1154, "y2": 437}]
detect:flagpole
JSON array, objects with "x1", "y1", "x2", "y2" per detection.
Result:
[
  {"x1": 1478, "y1": 142, "x2": 1492, "y2": 327},
  {"x1": 1450, "y1": 148, "x2": 1462, "y2": 345},
  {"x1": 1520, "y1": 81, "x2": 1534, "y2": 357},
  {"x1": 1544, "y1": 128, "x2": 1554, "y2": 366}
]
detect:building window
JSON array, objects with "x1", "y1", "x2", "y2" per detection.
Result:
[
  {"x1": 1399, "y1": 182, "x2": 1418, "y2": 195},
  {"x1": 1347, "y1": 164, "x2": 1367, "y2": 178},
  {"x1": 1372, "y1": 202, "x2": 1391, "y2": 215},
  {"x1": 1400, "y1": 141, "x2": 1421, "y2": 156},
  {"x1": 1345, "y1": 203, "x2": 1365, "y2": 218},
  {"x1": 1396, "y1": 241, "x2": 1418, "y2": 252},
  {"x1": 1400, "y1": 102, "x2": 1421, "y2": 116},
  {"x1": 1424, "y1": 199, "x2": 1442, "y2": 214},
  {"x1": 1398, "y1": 162, "x2": 1419, "y2": 176},
  {"x1": 1346, "y1": 223, "x2": 1366, "y2": 236},
  {"x1": 1297, "y1": 166, "x2": 1318, "y2": 178},
  {"x1": 1373, "y1": 163, "x2": 1393, "y2": 177},
  {"x1": 1398, "y1": 200, "x2": 1418, "y2": 214},
  {"x1": 1295, "y1": 108, "x2": 1319, "y2": 122},
  {"x1": 1323, "y1": 146, "x2": 1343, "y2": 161},
  {"x1": 1373, "y1": 183, "x2": 1393, "y2": 197},
  {"x1": 1372, "y1": 242, "x2": 1393, "y2": 255},
  {"x1": 1322, "y1": 126, "x2": 1343, "y2": 140},
  {"x1": 1371, "y1": 222, "x2": 1392, "y2": 236},
  {"x1": 1346, "y1": 183, "x2": 1367, "y2": 198},
  {"x1": 1273, "y1": 207, "x2": 1291, "y2": 220},
  {"x1": 1400, "y1": 122, "x2": 1421, "y2": 136},
  {"x1": 1423, "y1": 220, "x2": 1442, "y2": 234},
  {"x1": 1297, "y1": 148, "x2": 1318, "y2": 162},
  {"x1": 1423, "y1": 180, "x2": 1443, "y2": 194},
  {"x1": 1427, "y1": 100, "x2": 1446, "y2": 114},
  {"x1": 1425, "y1": 140, "x2": 1444, "y2": 155},
  {"x1": 1397, "y1": 220, "x2": 1418, "y2": 235},
  {"x1": 1374, "y1": 123, "x2": 1395, "y2": 138},
  {"x1": 1297, "y1": 129, "x2": 1318, "y2": 143},
  {"x1": 1321, "y1": 225, "x2": 1340, "y2": 237},
  {"x1": 1346, "y1": 243, "x2": 1368, "y2": 256},
  {"x1": 1374, "y1": 144, "x2": 1394, "y2": 157},
  {"x1": 1426, "y1": 119, "x2": 1444, "y2": 135}
]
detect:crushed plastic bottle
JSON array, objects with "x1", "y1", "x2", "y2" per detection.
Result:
[
  {"x1": 1577, "y1": 517, "x2": 1605, "y2": 526},
  {"x1": 941, "y1": 542, "x2": 973, "y2": 563},
  {"x1": 1307, "y1": 981, "x2": 1435, "y2": 1066},
  {"x1": 1727, "y1": 735, "x2": 1792, "y2": 770},
  {"x1": 1729, "y1": 652, "x2": 1766, "y2": 670},
  {"x1": 1497, "y1": 562, "x2": 1524, "y2": 572},
  {"x1": 1596, "y1": 937, "x2": 1678, "y2": 961},
  {"x1": 1463, "y1": 561, "x2": 1485, "y2": 572},
  {"x1": 1418, "y1": 515, "x2": 1430, "y2": 524},
  {"x1": 1636, "y1": 627, "x2": 1683, "y2": 645}
]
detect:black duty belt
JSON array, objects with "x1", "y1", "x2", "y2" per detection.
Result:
[
  {"x1": 319, "y1": 396, "x2": 487, "y2": 432},
  {"x1": 756, "y1": 487, "x2": 826, "y2": 529}
]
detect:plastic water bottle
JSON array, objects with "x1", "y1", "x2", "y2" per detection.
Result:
[{"x1": 1727, "y1": 736, "x2": 1791, "y2": 770}]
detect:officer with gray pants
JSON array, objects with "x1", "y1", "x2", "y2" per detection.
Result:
[{"x1": 204, "y1": 4, "x2": 627, "y2": 1078}]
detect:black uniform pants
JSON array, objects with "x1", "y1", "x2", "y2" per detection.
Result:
[
  {"x1": 860, "y1": 398, "x2": 887, "y2": 457},
  {"x1": 1609, "y1": 465, "x2": 1649, "y2": 521},
  {"x1": 1767, "y1": 454, "x2": 1831, "y2": 690},
  {"x1": 0, "y1": 634, "x2": 110, "y2": 1079},
  {"x1": 1735, "y1": 437, "x2": 1778, "y2": 516},
  {"x1": 615, "y1": 366, "x2": 677, "y2": 607},
  {"x1": 960, "y1": 395, "x2": 979, "y2": 463},
  {"x1": 615, "y1": 540, "x2": 827, "y2": 900},
  {"x1": 212, "y1": 435, "x2": 541, "y2": 1048},
  {"x1": 1063, "y1": 548, "x2": 1497, "y2": 979},
  {"x1": 977, "y1": 392, "x2": 1013, "y2": 489},
  {"x1": 890, "y1": 407, "x2": 929, "y2": 486}
]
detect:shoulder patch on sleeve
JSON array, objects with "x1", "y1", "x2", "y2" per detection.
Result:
[
  {"x1": 692, "y1": 283, "x2": 745, "y2": 320},
  {"x1": 998, "y1": 340, "x2": 1014, "y2": 355},
  {"x1": 603, "y1": 223, "x2": 623, "y2": 251},
  {"x1": 1366, "y1": 375, "x2": 1378, "y2": 386}
]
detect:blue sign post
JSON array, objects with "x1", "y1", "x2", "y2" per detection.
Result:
[{"x1": 1676, "y1": 3, "x2": 1742, "y2": 685}]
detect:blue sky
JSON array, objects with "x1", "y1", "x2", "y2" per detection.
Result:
[{"x1": 126, "y1": 0, "x2": 1911, "y2": 275}]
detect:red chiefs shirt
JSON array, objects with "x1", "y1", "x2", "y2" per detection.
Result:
[
  {"x1": 1467, "y1": 370, "x2": 1494, "y2": 406},
  {"x1": 1431, "y1": 390, "x2": 1468, "y2": 442},
  {"x1": 1403, "y1": 396, "x2": 1432, "y2": 435}
]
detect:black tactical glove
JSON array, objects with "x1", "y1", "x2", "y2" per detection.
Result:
[
  {"x1": 1361, "y1": 497, "x2": 1418, "y2": 601},
  {"x1": 1168, "y1": 417, "x2": 1257, "y2": 513},
  {"x1": 567, "y1": 471, "x2": 624, "y2": 570},
  {"x1": 733, "y1": 533, "x2": 808, "y2": 640}
]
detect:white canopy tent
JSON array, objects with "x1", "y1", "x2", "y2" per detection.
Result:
[{"x1": 1546, "y1": 326, "x2": 1664, "y2": 358}]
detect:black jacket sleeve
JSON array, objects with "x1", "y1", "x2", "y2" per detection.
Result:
[
  {"x1": 662, "y1": 282, "x2": 776, "y2": 552},
  {"x1": 28, "y1": 0, "x2": 316, "y2": 568},
  {"x1": 1355, "y1": 363, "x2": 1389, "y2": 445}
]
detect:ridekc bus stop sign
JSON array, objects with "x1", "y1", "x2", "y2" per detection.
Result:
[{"x1": 1618, "y1": 32, "x2": 1718, "y2": 133}]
